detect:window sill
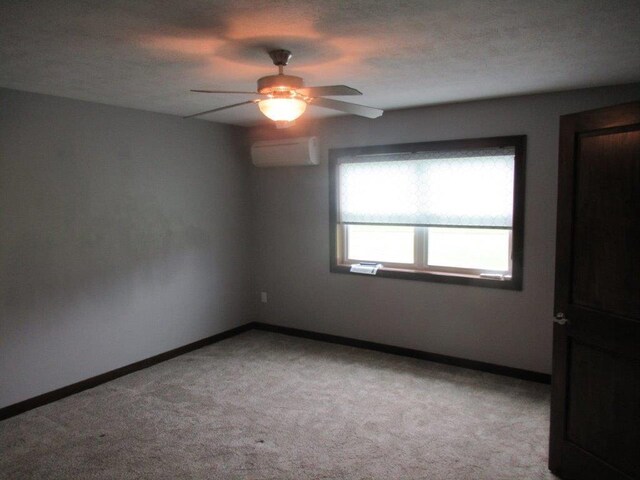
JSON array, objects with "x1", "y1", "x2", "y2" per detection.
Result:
[{"x1": 331, "y1": 264, "x2": 522, "y2": 290}]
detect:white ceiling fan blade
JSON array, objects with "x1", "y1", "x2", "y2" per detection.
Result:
[
  {"x1": 309, "y1": 97, "x2": 383, "y2": 118},
  {"x1": 296, "y1": 85, "x2": 362, "y2": 97},
  {"x1": 191, "y1": 89, "x2": 266, "y2": 95},
  {"x1": 183, "y1": 100, "x2": 257, "y2": 119}
]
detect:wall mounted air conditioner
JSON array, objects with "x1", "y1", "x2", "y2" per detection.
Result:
[{"x1": 251, "y1": 136, "x2": 319, "y2": 167}]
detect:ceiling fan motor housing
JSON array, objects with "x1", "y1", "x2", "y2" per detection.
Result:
[{"x1": 257, "y1": 75, "x2": 304, "y2": 95}]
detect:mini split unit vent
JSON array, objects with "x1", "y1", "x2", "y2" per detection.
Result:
[{"x1": 251, "y1": 136, "x2": 319, "y2": 167}]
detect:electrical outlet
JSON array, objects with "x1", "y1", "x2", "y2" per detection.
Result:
[{"x1": 260, "y1": 292, "x2": 268, "y2": 303}]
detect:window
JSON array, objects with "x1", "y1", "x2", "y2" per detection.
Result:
[{"x1": 329, "y1": 136, "x2": 526, "y2": 289}]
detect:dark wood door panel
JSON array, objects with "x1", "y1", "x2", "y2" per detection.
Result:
[
  {"x1": 561, "y1": 443, "x2": 636, "y2": 480},
  {"x1": 567, "y1": 308, "x2": 640, "y2": 361},
  {"x1": 571, "y1": 127, "x2": 640, "y2": 319},
  {"x1": 567, "y1": 340, "x2": 640, "y2": 478}
]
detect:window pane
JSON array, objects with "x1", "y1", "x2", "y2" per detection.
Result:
[
  {"x1": 338, "y1": 147, "x2": 515, "y2": 227},
  {"x1": 427, "y1": 228, "x2": 510, "y2": 271},
  {"x1": 347, "y1": 225, "x2": 414, "y2": 264}
]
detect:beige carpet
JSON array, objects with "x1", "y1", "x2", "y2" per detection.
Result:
[{"x1": 0, "y1": 330, "x2": 558, "y2": 479}]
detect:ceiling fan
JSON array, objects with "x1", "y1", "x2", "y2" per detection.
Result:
[{"x1": 185, "y1": 49, "x2": 383, "y2": 128}]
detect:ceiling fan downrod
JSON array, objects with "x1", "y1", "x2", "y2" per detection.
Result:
[
  {"x1": 258, "y1": 49, "x2": 303, "y2": 94},
  {"x1": 269, "y1": 49, "x2": 292, "y2": 75}
]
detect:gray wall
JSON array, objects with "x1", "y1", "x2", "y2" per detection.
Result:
[
  {"x1": 0, "y1": 89, "x2": 254, "y2": 408},
  {"x1": 250, "y1": 84, "x2": 640, "y2": 375}
]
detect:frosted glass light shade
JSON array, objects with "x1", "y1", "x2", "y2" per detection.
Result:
[{"x1": 258, "y1": 98, "x2": 307, "y2": 122}]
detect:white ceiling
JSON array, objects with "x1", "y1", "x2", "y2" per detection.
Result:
[{"x1": 1, "y1": 0, "x2": 639, "y2": 127}]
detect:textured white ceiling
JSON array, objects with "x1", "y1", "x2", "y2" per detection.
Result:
[{"x1": 1, "y1": 0, "x2": 639, "y2": 127}]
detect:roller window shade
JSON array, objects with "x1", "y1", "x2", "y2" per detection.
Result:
[{"x1": 338, "y1": 147, "x2": 515, "y2": 228}]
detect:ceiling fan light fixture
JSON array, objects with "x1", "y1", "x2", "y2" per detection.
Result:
[
  {"x1": 186, "y1": 49, "x2": 383, "y2": 123},
  {"x1": 258, "y1": 97, "x2": 307, "y2": 123}
]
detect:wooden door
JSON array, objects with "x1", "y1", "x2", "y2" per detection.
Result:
[{"x1": 550, "y1": 101, "x2": 640, "y2": 480}]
